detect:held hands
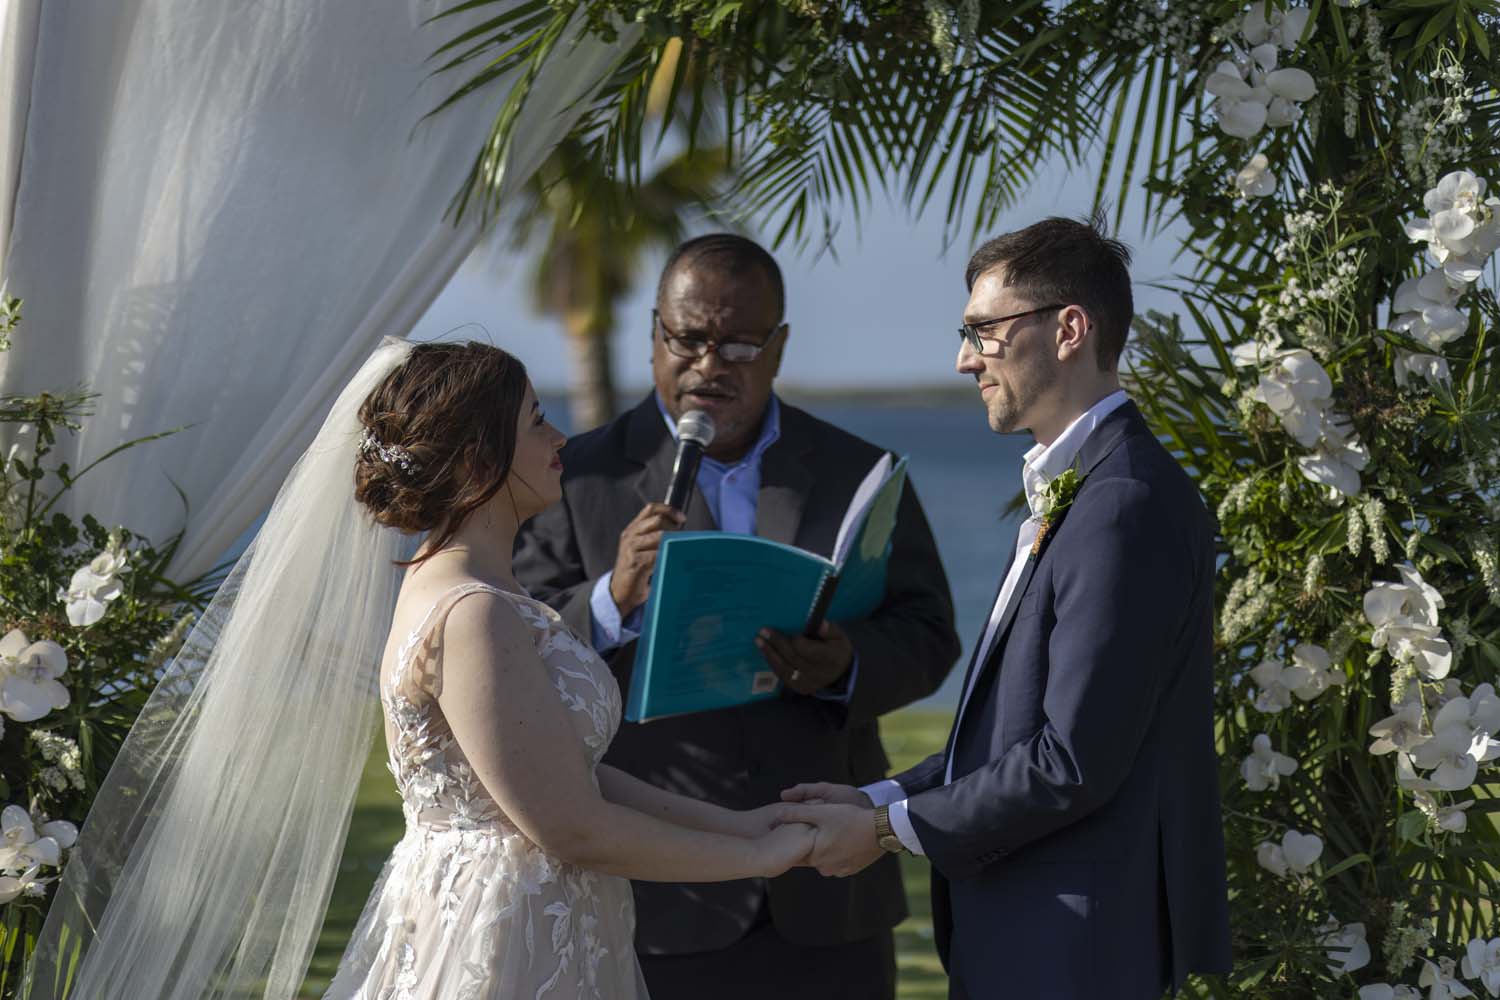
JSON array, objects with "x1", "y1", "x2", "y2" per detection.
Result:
[
  {"x1": 754, "y1": 621, "x2": 854, "y2": 696},
  {"x1": 609, "y1": 503, "x2": 685, "y2": 617},
  {"x1": 754, "y1": 822, "x2": 817, "y2": 877},
  {"x1": 772, "y1": 801, "x2": 885, "y2": 878}
]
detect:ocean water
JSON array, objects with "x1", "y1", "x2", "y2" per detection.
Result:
[{"x1": 548, "y1": 394, "x2": 1031, "y2": 709}]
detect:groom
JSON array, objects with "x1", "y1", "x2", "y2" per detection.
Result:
[{"x1": 778, "y1": 216, "x2": 1232, "y2": 998}]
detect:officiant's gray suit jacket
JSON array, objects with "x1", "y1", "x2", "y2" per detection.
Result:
[
  {"x1": 515, "y1": 394, "x2": 960, "y2": 955},
  {"x1": 892, "y1": 402, "x2": 1232, "y2": 999}
]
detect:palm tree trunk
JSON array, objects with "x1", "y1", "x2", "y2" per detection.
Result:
[{"x1": 564, "y1": 309, "x2": 616, "y2": 431}]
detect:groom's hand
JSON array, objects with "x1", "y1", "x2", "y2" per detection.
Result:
[
  {"x1": 774, "y1": 803, "x2": 884, "y2": 878},
  {"x1": 755, "y1": 622, "x2": 854, "y2": 696},
  {"x1": 781, "y1": 782, "x2": 872, "y2": 808}
]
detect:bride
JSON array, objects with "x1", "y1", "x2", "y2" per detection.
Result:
[{"x1": 22, "y1": 339, "x2": 812, "y2": 1000}]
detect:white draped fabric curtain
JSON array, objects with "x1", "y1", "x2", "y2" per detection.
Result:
[{"x1": 0, "y1": 0, "x2": 632, "y2": 578}]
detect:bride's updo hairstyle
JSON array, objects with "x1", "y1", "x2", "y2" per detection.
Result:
[{"x1": 353, "y1": 341, "x2": 528, "y2": 559}]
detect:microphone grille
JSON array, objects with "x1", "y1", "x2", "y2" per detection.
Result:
[{"x1": 677, "y1": 409, "x2": 716, "y2": 447}]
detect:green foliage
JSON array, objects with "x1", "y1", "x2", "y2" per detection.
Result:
[
  {"x1": 426, "y1": 0, "x2": 1133, "y2": 245},
  {"x1": 0, "y1": 295, "x2": 209, "y2": 997},
  {"x1": 1122, "y1": 5, "x2": 1500, "y2": 993}
]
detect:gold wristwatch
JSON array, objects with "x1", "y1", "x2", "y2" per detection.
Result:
[{"x1": 874, "y1": 804, "x2": 906, "y2": 854}]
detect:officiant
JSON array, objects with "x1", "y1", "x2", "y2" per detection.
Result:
[{"x1": 514, "y1": 233, "x2": 959, "y2": 1000}]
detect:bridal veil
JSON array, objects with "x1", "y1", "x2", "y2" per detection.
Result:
[{"x1": 23, "y1": 338, "x2": 415, "y2": 999}]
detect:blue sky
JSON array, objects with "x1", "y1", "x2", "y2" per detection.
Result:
[{"x1": 410, "y1": 150, "x2": 1193, "y2": 393}]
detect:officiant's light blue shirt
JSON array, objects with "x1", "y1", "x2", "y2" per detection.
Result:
[{"x1": 588, "y1": 393, "x2": 857, "y2": 702}]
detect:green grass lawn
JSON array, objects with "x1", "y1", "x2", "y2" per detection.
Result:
[{"x1": 301, "y1": 708, "x2": 952, "y2": 997}]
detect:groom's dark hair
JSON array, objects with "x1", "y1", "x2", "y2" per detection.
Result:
[{"x1": 964, "y1": 211, "x2": 1134, "y2": 372}]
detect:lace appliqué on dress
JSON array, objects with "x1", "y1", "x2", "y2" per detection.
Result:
[{"x1": 323, "y1": 584, "x2": 644, "y2": 1000}]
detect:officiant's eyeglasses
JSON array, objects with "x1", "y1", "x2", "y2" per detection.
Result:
[
  {"x1": 654, "y1": 309, "x2": 784, "y2": 364},
  {"x1": 958, "y1": 304, "x2": 1065, "y2": 356}
]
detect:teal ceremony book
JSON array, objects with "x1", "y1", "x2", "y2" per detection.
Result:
[{"x1": 624, "y1": 454, "x2": 908, "y2": 723}]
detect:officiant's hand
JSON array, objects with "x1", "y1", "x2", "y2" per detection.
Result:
[
  {"x1": 609, "y1": 503, "x2": 686, "y2": 616},
  {"x1": 754, "y1": 622, "x2": 854, "y2": 696},
  {"x1": 773, "y1": 803, "x2": 883, "y2": 878}
]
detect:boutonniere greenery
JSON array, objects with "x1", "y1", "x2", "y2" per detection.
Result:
[{"x1": 1031, "y1": 466, "x2": 1086, "y2": 558}]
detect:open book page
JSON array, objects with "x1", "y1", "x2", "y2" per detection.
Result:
[
  {"x1": 627, "y1": 533, "x2": 830, "y2": 722},
  {"x1": 832, "y1": 452, "x2": 893, "y2": 567},
  {"x1": 823, "y1": 455, "x2": 907, "y2": 624}
]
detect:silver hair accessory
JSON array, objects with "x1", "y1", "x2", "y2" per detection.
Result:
[{"x1": 358, "y1": 428, "x2": 418, "y2": 475}]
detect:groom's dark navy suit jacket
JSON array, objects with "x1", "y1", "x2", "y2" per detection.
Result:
[{"x1": 893, "y1": 401, "x2": 1231, "y2": 998}]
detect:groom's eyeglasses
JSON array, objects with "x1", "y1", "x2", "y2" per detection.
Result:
[
  {"x1": 654, "y1": 309, "x2": 784, "y2": 364},
  {"x1": 958, "y1": 304, "x2": 1065, "y2": 356}
]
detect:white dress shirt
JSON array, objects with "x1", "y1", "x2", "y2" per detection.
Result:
[{"x1": 863, "y1": 390, "x2": 1130, "y2": 854}]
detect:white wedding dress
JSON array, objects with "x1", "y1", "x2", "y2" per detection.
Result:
[{"x1": 324, "y1": 582, "x2": 649, "y2": 1000}]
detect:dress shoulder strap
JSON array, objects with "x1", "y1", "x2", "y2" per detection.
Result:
[{"x1": 391, "y1": 582, "x2": 517, "y2": 699}]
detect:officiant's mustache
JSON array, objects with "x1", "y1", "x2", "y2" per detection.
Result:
[{"x1": 678, "y1": 379, "x2": 737, "y2": 400}]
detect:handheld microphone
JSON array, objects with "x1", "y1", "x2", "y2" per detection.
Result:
[{"x1": 664, "y1": 410, "x2": 716, "y2": 516}]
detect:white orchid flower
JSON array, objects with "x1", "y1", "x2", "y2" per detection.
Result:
[
  {"x1": 1415, "y1": 790, "x2": 1472, "y2": 834},
  {"x1": 1461, "y1": 938, "x2": 1500, "y2": 998},
  {"x1": 1406, "y1": 171, "x2": 1500, "y2": 284},
  {"x1": 1281, "y1": 828, "x2": 1323, "y2": 872},
  {"x1": 1206, "y1": 60, "x2": 1254, "y2": 99},
  {"x1": 1264, "y1": 96, "x2": 1304, "y2": 128},
  {"x1": 0, "y1": 629, "x2": 71, "y2": 723},
  {"x1": 1212, "y1": 63, "x2": 1312, "y2": 137},
  {"x1": 1419, "y1": 957, "x2": 1476, "y2": 999},
  {"x1": 0, "y1": 864, "x2": 48, "y2": 904},
  {"x1": 1359, "y1": 986, "x2": 1422, "y2": 1000},
  {"x1": 59, "y1": 558, "x2": 125, "y2": 628},
  {"x1": 1218, "y1": 95, "x2": 1270, "y2": 139},
  {"x1": 1255, "y1": 839, "x2": 1289, "y2": 876},
  {"x1": 1254, "y1": 349, "x2": 1332, "y2": 447},
  {"x1": 1394, "y1": 351, "x2": 1452, "y2": 389},
  {"x1": 1434, "y1": 686, "x2": 1500, "y2": 741},
  {"x1": 1235, "y1": 154, "x2": 1277, "y2": 198},
  {"x1": 1392, "y1": 271, "x2": 1468, "y2": 349},
  {"x1": 1242, "y1": 733, "x2": 1299, "y2": 791},
  {"x1": 1285, "y1": 643, "x2": 1345, "y2": 700},
  {"x1": 1466, "y1": 682, "x2": 1500, "y2": 730},
  {"x1": 1243, "y1": 4, "x2": 1313, "y2": 49},
  {"x1": 1395, "y1": 752, "x2": 1436, "y2": 792},
  {"x1": 1409, "y1": 722, "x2": 1486, "y2": 791},
  {"x1": 1257, "y1": 828, "x2": 1322, "y2": 877},
  {"x1": 1297, "y1": 431, "x2": 1368, "y2": 500},
  {"x1": 1265, "y1": 67, "x2": 1316, "y2": 102},
  {"x1": 1319, "y1": 919, "x2": 1371, "y2": 975},
  {"x1": 1228, "y1": 334, "x2": 1286, "y2": 369},
  {"x1": 1425, "y1": 170, "x2": 1486, "y2": 231},
  {"x1": 1365, "y1": 563, "x2": 1444, "y2": 639},
  {"x1": 1249, "y1": 659, "x2": 1296, "y2": 713},
  {"x1": 0, "y1": 804, "x2": 76, "y2": 872},
  {"x1": 1369, "y1": 701, "x2": 1429, "y2": 756},
  {"x1": 1390, "y1": 630, "x2": 1454, "y2": 681}
]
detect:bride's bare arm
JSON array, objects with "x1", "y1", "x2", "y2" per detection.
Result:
[
  {"x1": 437, "y1": 594, "x2": 810, "y2": 882},
  {"x1": 595, "y1": 765, "x2": 776, "y2": 838}
]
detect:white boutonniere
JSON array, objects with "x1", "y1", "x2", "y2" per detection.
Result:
[{"x1": 1031, "y1": 466, "x2": 1086, "y2": 558}]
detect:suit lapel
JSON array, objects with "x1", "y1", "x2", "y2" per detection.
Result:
[
  {"x1": 755, "y1": 404, "x2": 813, "y2": 546},
  {"x1": 624, "y1": 396, "x2": 718, "y2": 531},
  {"x1": 942, "y1": 542, "x2": 1014, "y2": 764}
]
